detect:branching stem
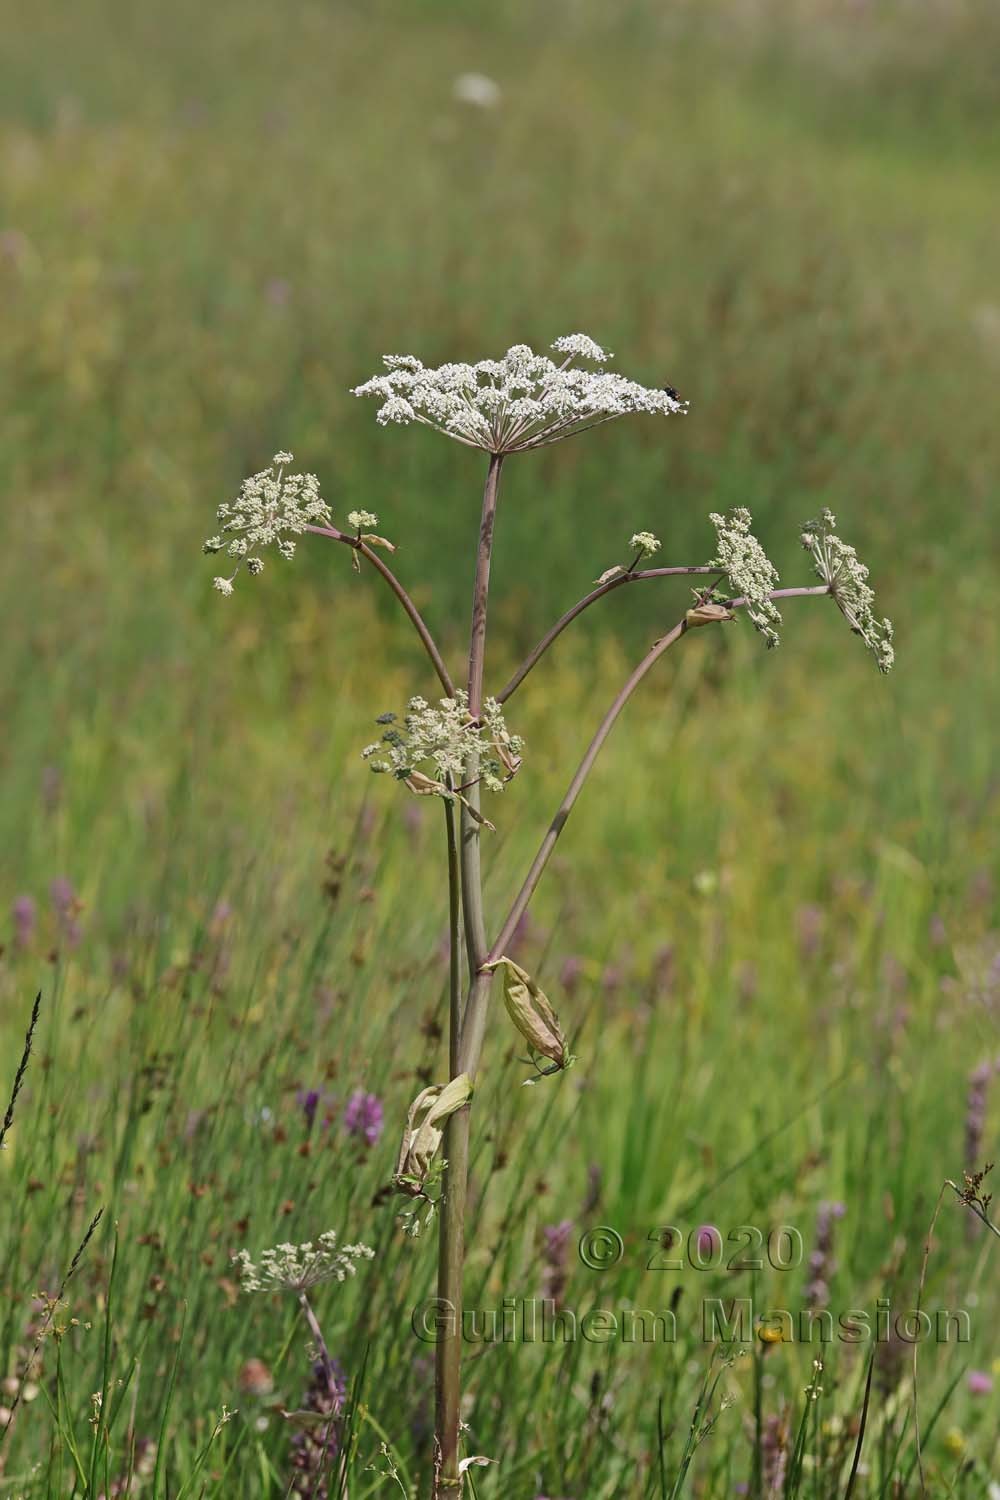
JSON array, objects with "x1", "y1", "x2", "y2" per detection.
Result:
[
  {"x1": 496, "y1": 564, "x2": 718, "y2": 703},
  {"x1": 305, "y1": 524, "x2": 455, "y2": 696},
  {"x1": 484, "y1": 584, "x2": 831, "y2": 969}
]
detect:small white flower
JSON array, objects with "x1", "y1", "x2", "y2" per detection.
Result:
[
  {"x1": 353, "y1": 336, "x2": 686, "y2": 455},
  {"x1": 452, "y1": 72, "x2": 502, "y2": 109},
  {"x1": 552, "y1": 333, "x2": 610, "y2": 362},
  {"x1": 347, "y1": 509, "x2": 379, "y2": 530},
  {"x1": 212, "y1": 576, "x2": 235, "y2": 598},
  {"x1": 235, "y1": 1230, "x2": 374, "y2": 1294},
  {"x1": 364, "y1": 693, "x2": 523, "y2": 806},
  {"x1": 630, "y1": 531, "x2": 660, "y2": 557},
  {"x1": 205, "y1": 458, "x2": 331, "y2": 594},
  {"x1": 376, "y1": 394, "x2": 417, "y2": 426}
]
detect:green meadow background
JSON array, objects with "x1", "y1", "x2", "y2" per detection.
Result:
[{"x1": 2, "y1": 1, "x2": 998, "y2": 1493}]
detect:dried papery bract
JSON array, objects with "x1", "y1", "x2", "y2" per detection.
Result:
[
  {"x1": 686, "y1": 598, "x2": 736, "y2": 628},
  {"x1": 486, "y1": 956, "x2": 572, "y2": 1076},
  {"x1": 392, "y1": 1075, "x2": 473, "y2": 1199}
]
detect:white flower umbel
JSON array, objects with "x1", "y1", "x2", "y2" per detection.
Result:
[
  {"x1": 596, "y1": 529, "x2": 663, "y2": 586},
  {"x1": 234, "y1": 1230, "x2": 374, "y2": 1294},
  {"x1": 801, "y1": 509, "x2": 895, "y2": 673},
  {"x1": 709, "y1": 507, "x2": 782, "y2": 649},
  {"x1": 352, "y1": 336, "x2": 686, "y2": 455},
  {"x1": 204, "y1": 453, "x2": 332, "y2": 594},
  {"x1": 364, "y1": 693, "x2": 523, "y2": 805}
]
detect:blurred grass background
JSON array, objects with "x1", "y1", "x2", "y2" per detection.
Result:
[{"x1": 2, "y1": 0, "x2": 999, "y2": 1493}]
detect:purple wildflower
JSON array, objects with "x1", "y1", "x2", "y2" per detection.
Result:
[
  {"x1": 967, "y1": 1369, "x2": 993, "y2": 1396},
  {"x1": 760, "y1": 1411, "x2": 789, "y2": 1494},
  {"x1": 343, "y1": 1090, "x2": 383, "y2": 1148},
  {"x1": 964, "y1": 1060, "x2": 994, "y2": 1242},
  {"x1": 12, "y1": 896, "x2": 36, "y2": 949},
  {"x1": 541, "y1": 1218, "x2": 574, "y2": 1306},
  {"x1": 875, "y1": 1326, "x2": 908, "y2": 1395},
  {"x1": 581, "y1": 1163, "x2": 602, "y2": 1217},
  {"x1": 559, "y1": 955, "x2": 585, "y2": 995},
  {"x1": 652, "y1": 943, "x2": 675, "y2": 995},
  {"x1": 795, "y1": 903, "x2": 824, "y2": 961},
  {"x1": 602, "y1": 963, "x2": 624, "y2": 997},
  {"x1": 543, "y1": 1219, "x2": 574, "y2": 1262},
  {"x1": 50, "y1": 877, "x2": 82, "y2": 948},
  {"x1": 410, "y1": 1355, "x2": 434, "y2": 1448},
  {"x1": 289, "y1": 1357, "x2": 347, "y2": 1497},
  {"x1": 300, "y1": 1090, "x2": 322, "y2": 1131},
  {"x1": 805, "y1": 1201, "x2": 845, "y2": 1308},
  {"x1": 209, "y1": 900, "x2": 232, "y2": 936},
  {"x1": 965, "y1": 1061, "x2": 992, "y2": 1171},
  {"x1": 695, "y1": 1224, "x2": 720, "y2": 1261},
  {"x1": 41, "y1": 765, "x2": 62, "y2": 815}
]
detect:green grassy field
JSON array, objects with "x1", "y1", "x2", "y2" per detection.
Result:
[{"x1": 2, "y1": 1, "x2": 999, "y2": 1494}]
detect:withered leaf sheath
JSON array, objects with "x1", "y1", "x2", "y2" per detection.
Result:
[
  {"x1": 489, "y1": 957, "x2": 570, "y2": 1071},
  {"x1": 686, "y1": 601, "x2": 735, "y2": 627},
  {"x1": 392, "y1": 1074, "x2": 473, "y2": 1198}
]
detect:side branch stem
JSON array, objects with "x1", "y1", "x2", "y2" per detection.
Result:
[
  {"x1": 305, "y1": 524, "x2": 455, "y2": 696},
  {"x1": 484, "y1": 584, "x2": 831, "y2": 968},
  {"x1": 496, "y1": 564, "x2": 718, "y2": 704}
]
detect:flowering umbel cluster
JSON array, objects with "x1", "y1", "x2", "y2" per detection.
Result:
[
  {"x1": 204, "y1": 453, "x2": 331, "y2": 595},
  {"x1": 362, "y1": 693, "x2": 523, "y2": 818},
  {"x1": 595, "y1": 529, "x2": 662, "y2": 586},
  {"x1": 709, "y1": 507, "x2": 782, "y2": 649},
  {"x1": 801, "y1": 509, "x2": 895, "y2": 673},
  {"x1": 234, "y1": 1231, "x2": 374, "y2": 1294},
  {"x1": 629, "y1": 531, "x2": 661, "y2": 558},
  {"x1": 352, "y1": 335, "x2": 686, "y2": 455}
]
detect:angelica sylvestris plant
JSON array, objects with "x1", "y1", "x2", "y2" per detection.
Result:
[{"x1": 205, "y1": 335, "x2": 894, "y2": 1493}]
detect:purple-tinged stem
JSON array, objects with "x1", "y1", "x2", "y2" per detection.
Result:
[
  {"x1": 459, "y1": 455, "x2": 503, "y2": 975},
  {"x1": 496, "y1": 564, "x2": 718, "y2": 704},
  {"x1": 305, "y1": 523, "x2": 455, "y2": 697},
  {"x1": 435, "y1": 454, "x2": 503, "y2": 1494},
  {"x1": 483, "y1": 584, "x2": 831, "y2": 972}
]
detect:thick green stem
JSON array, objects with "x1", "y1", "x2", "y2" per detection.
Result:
[
  {"x1": 443, "y1": 796, "x2": 462, "y2": 1077},
  {"x1": 459, "y1": 455, "x2": 502, "y2": 980},
  {"x1": 466, "y1": 454, "x2": 503, "y2": 721},
  {"x1": 434, "y1": 454, "x2": 503, "y2": 1492},
  {"x1": 434, "y1": 794, "x2": 465, "y2": 1488}
]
